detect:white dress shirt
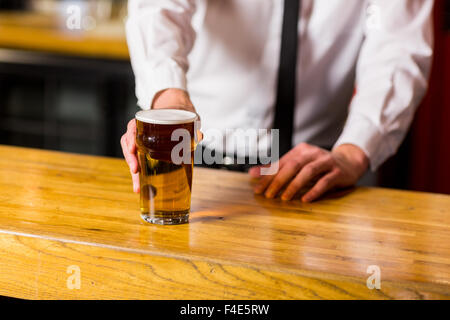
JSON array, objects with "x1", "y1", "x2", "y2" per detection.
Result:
[{"x1": 126, "y1": 0, "x2": 433, "y2": 170}]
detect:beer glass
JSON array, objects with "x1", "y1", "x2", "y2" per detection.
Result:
[{"x1": 135, "y1": 109, "x2": 198, "y2": 225}]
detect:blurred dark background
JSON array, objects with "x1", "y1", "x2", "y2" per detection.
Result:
[
  {"x1": 0, "y1": 0, "x2": 449, "y2": 195},
  {"x1": 0, "y1": 0, "x2": 27, "y2": 10},
  {"x1": 0, "y1": 0, "x2": 136, "y2": 156}
]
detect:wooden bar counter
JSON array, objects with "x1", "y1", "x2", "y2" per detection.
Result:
[{"x1": 0, "y1": 145, "x2": 449, "y2": 300}]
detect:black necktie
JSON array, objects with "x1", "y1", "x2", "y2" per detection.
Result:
[{"x1": 273, "y1": 0, "x2": 300, "y2": 157}]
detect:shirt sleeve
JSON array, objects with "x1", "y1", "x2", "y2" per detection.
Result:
[
  {"x1": 334, "y1": 0, "x2": 434, "y2": 171},
  {"x1": 126, "y1": 0, "x2": 197, "y2": 109}
]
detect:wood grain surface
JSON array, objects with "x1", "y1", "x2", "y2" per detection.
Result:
[
  {"x1": 0, "y1": 145, "x2": 449, "y2": 300},
  {"x1": 0, "y1": 12, "x2": 128, "y2": 60}
]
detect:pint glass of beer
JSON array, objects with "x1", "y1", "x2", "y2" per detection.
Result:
[{"x1": 135, "y1": 109, "x2": 198, "y2": 225}]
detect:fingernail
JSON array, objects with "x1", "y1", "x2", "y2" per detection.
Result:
[
  {"x1": 265, "y1": 191, "x2": 274, "y2": 199},
  {"x1": 281, "y1": 194, "x2": 291, "y2": 201}
]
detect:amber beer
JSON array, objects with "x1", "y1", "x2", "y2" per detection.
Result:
[{"x1": 135, "y1": 109, "x2": 197, "y2": 225}]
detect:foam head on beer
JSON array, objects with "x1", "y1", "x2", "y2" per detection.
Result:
[{"x1": 135, "y1": 109, "x2": 197, "y2": 125}]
